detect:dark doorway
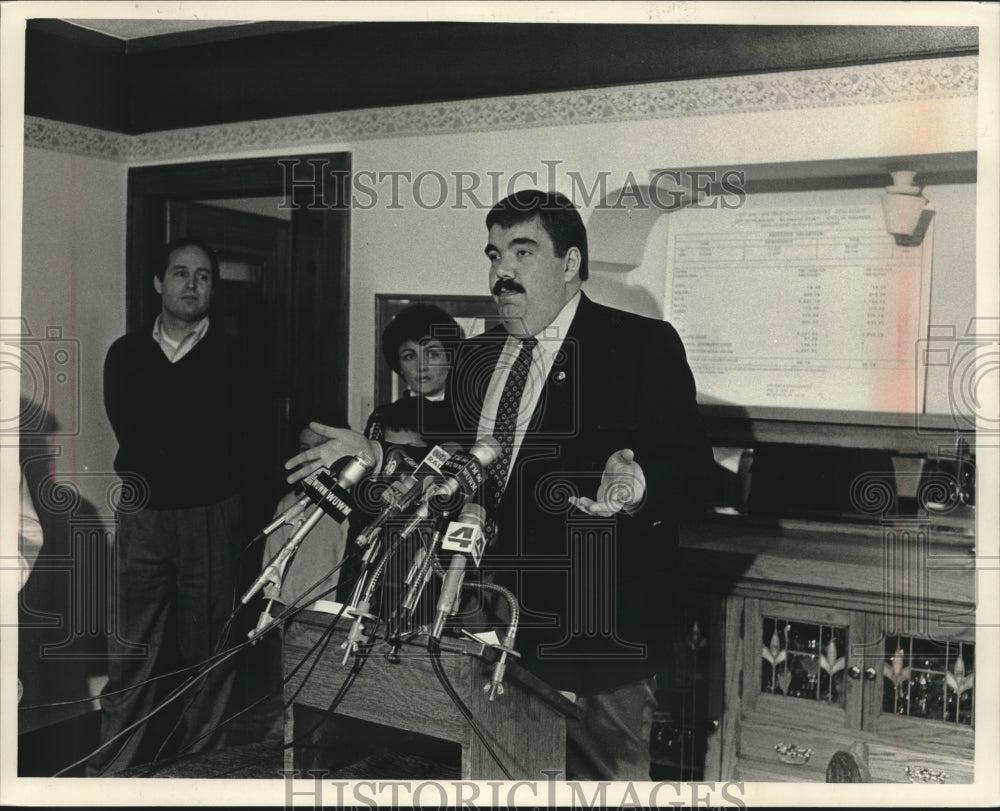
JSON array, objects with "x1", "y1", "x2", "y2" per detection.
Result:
[{"x1": 126, "y1": 153, "x2": 351, "y2": 512}]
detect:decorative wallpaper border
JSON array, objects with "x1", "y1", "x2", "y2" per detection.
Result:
[
  {"x1": 23, "y1": 117, "x2": 133, "y2": 160},
  {"x1": 25, "y1": 55, "x2": 978, "y2": 162}
]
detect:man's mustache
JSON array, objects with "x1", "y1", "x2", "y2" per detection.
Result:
[{"x1": 492, "y1": 279, "x2": 526, "y2": 296}]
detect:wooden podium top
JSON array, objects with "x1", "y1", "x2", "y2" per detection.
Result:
[
  {"x1": 289, "y1": 607, "x2": 582, "y2": 719},
  {"x1": 282, "y1": 608, "x2": 581, "y2": 779}
]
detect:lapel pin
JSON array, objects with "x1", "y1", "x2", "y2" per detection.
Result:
[{"x1": 554, "y1": 371, "x2": 566, "y2": 383}]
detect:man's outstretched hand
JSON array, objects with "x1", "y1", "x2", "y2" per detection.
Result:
[
  {"x1": 569, "y1": 448, "x2": 646, "y2": 517},
  {"x1": 284, "y1": 423, "x2": 379, "y2": 484}
]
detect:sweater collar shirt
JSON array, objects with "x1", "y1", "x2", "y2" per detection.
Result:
[{"x1": 152, "y1": 315, "x2": 210, "y2": 363}]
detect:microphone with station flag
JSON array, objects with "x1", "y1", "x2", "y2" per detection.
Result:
[
  {"x1": 242, "y1": 451, "x2": 375, "y2": 608},
  {"x1": 426, "y1": 436, "x2": 501, "y2": 513},
  {"x1": 396, "y1": 434, "x2": 501, "y2": 540},
  {"x1": 300, "y1": 453, "x2": 375, "y2": 523},
  {"x1": 430, "y1": 501, "x2": 487, "y2": 641},
  {"x1": 395, "y1": 435, "x2": 499, "y2": 581},
  {"x1": 398, "y1": 437, "x2": 499, "y2": 638},
  {"x1": 355, "y1": 442, "x2": 461, "y2": 546},
  {"x1": 248, "y1": 445, "x2": 380, "y2": 547}
]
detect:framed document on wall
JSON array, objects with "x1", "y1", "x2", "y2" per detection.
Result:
[
  {"x1": 649, "y1": 151, "x2": 978, "y2": 453},
  {"x1": 373, "y1": 294, "x2": 499, "y2": 409}
]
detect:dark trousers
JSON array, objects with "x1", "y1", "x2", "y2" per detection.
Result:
[
  {"x1": 456, "y1": 582, "x2": 658, "y2": 781},
  {"x1": 565, "y1": 676, "x2": 658, "y2": 781},
  {"x1": 87, "y1": 496, "x2": 242, "y2": 776}
]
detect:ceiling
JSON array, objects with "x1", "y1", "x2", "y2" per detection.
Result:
[{"x1": 61, "y1": 19, "x2": 256, "y2": 40}]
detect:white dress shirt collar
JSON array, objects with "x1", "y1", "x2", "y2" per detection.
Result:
[
  {"x1": 152, "y1": 314, "x2": 210, "y2": 363},
  {"x1": 477, "y1": 291, "x2": 582, "y2": 486}
]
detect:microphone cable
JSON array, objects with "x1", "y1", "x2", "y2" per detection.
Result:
[
  {"x1": 60, "y1": 553, "x2": 354, "y2": 776},
  {"x1": 153, "y1": 503, "x2": 357, "y2": 762},
  {"x1": 15, "y1": 642, "x2": 229, "y2": 711},
  {"x1": 152, "y1": 600, "x2": 242, "y2": 762},
  {"x1": 279, "y1": 624, "x2": 377, "y2": 769},
  {"x1": 275, "y1": 549, "x2": 393, "y2": 770},
  {"x1": 73, "y1": 501, "x2": 395, "y2": 779},
  {"x1": 141, "y1": 495, "x2": 309, "y2": 761},
  {"x1": 52, "y1": 644, "x2": 243, "y2": 777},
  {"x1": 150, "y1": 548, "x2": 354, "y2": 764},
  {"x1": 278, "y1": 595, "x2": 356, "y2": 713},
  {"x1": 162, "y1": 539, "x2": 386, "y2": 775},
  {"x1": 142, "y1": 575, "x2": 358, "y2": 774},
  {"x1": 152, "y1": 457, "x2": 374, "y2": 766},
  {"x1": 187, "y1": 617, "x2": 378, "y2": 781},
  {"x1": 17, "y1": 548, "x2": 351, "y2": 714},
  {"x1": 426, "y1": 637, "x2": 513, "y2": 780}
]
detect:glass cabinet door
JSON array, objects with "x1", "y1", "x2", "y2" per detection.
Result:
[
  {"x1": 879, "y1": 634, "x2": 975, "y2": 726},
  {"x1": 859, "y1": 610, "x2": 976, "y2": 782},
  {"x1": 744, "y1": 599, "x2": 864, "y2": 729},
  {"x1": 734, "y1": 599, "x2": 865, "y2": 780},
  {"x1": 760, "y1": 615, "x2": 848, "y2": 705}
]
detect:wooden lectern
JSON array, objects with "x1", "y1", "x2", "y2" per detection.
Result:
[{"x1": 282, "y1": 609, "x2": 583, "y2": 780}]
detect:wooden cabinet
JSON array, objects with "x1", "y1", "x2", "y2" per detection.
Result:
[{"x1": 680, "y1": 515, "x2": 976, "y2": 783}]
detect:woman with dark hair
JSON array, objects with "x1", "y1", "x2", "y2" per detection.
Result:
[
  {"x1": 343, "y1": 305, "x2": 464, "y2": 612},
  {"x1": 363, "y1": 303, "x2": 464, "y2": 443}
]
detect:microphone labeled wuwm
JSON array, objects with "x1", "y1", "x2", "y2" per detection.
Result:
[
  {"x1": 302, "y1": 453, "x2": 373, "y2": 523},
  {"x1": 242, "y1": 451, "x2": 375, "y2": 607}
]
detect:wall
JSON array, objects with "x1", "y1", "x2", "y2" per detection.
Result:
[
  {"x1": 13, "y1": 146, "x2": 127, "y2": 728},
  {"x1": 345, "y1": 101, "x2": 976, "y2": 424},
  {"x1": 19, "y1": 146, "x2": 127, "y2": 521},
  {"x1": 20, "y1": 55, "x2": 980, "y2": 446}
]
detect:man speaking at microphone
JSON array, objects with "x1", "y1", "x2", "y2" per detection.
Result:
[{"x1": 286, "y1": 189, "x2": 714, "y2": 781}]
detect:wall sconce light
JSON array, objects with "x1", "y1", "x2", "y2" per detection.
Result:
[{"x1": 881, "y1": 170, "x2": 935, "y2": 245}]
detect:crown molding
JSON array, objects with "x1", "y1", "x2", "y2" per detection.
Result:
[{"x1": 25, "y1": 55, "x2": 978, "y2": 163}]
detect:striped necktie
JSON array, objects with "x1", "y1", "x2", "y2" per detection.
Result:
[{"x1": 483, "y1": 336, "x2": 537, "y2": 541}]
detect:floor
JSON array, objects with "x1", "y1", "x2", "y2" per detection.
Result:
[
  {"x1": 121, "y1": 633, "x2": 288, "y2": 779},
  {"x1": 19, "y1": 632, "x2": 287, "y2": 779}
]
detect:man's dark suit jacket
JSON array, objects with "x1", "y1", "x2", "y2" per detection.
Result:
[{"x1": 442, "y1": 292, "x2": 715, "y2": 695}]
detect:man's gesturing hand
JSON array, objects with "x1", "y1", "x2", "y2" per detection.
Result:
[
  {"x1": 284, "y1": 423, "x2": 378, "y2": 484},
  {"x1": 569, "y1": 448, "x2": 646, "y2": 517}
]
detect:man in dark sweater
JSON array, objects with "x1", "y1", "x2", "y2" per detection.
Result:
[{"x1": 89, "y1": 240, "x2": 258, "y2": 775}]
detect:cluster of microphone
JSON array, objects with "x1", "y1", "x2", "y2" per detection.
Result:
[
  {"x1": 245, "y1": 436, "x2": 502, "y2": 643},
  {"x1": 355, "y1": 437, "x2": 499, "y2": 546},
  {"x1": 366, "y1": 436, "x2": 500, "y2": 645}
]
